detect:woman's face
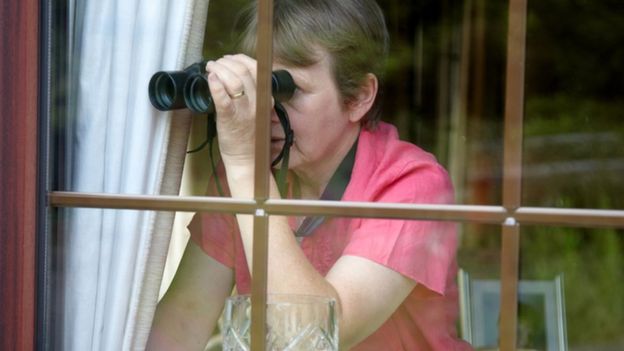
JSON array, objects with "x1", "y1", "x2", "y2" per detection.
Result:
[{"x1": 271, "y1": 50, "x2": 361, "y2": 183}]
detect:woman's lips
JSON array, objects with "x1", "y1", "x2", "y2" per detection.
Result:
[{"x1": 271, "y1": 138, "x2": 285, "y2": 152}]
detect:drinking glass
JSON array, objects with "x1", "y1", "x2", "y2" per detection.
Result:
[{"x1": 222, "y1": 294, "x2": 338, "y2": 351}]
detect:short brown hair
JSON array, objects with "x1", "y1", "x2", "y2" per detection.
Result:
[{"x1": 237, "y1": 0, "x2": 389, "y2": 129}]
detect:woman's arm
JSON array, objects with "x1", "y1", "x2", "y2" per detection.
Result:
[
  {"x1": 326, "y1": 255, "x2": 416, "y2": 348},
  {"x1": 226, "y1": 168, "x2": 416, "y2": 349},
  {"x1": 146, "y1": 240, "x2": 234, "y2": 351}
]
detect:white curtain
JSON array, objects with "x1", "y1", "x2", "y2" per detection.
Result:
[{"x1": 62, "y1": 0, "x2": 209, "y2": 349}]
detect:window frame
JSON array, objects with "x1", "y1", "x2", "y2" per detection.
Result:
[
  {"x1": 28, "y1": 1, "x2": 624, "y2": 351},
  {"x1": 0, "y1": 0, "x2": 40, "y2": 349}
]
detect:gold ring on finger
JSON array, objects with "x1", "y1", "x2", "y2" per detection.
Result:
[{"x1": 230, "y1": 90, "x2": 245, "y2": 99}]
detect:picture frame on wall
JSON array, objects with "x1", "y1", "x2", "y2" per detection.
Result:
[{"x1": 458, "y1": 270, "x2": 568, "y2": 351}]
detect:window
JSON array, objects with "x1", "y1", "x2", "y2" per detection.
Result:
[{"x1": 31, "y1": 0, "x2": 624, "y2": 350}]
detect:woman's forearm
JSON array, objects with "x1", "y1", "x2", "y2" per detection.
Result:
[{"x1": 225, "y1": 163, "x2": 341, "y2": 302}]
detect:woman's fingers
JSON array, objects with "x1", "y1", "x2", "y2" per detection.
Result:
[
  {"x1": 206, "y1": 56, "x2": 256, "y2": 100},
  {"x1": 206, "y1": 62, "x2": 245, "y2": 99},
  {"x1": 226, "y1": 54, "x2": 258, "y2": 81},
  {"x1": 207, "y1": 72, "x2": 240, "y2": 115},
  {"x1": 204, "y1": 55, "x2": 259, "y2": 164},
  {"x1": 206, "y1": 54, "x2": 279, "y2": 112},
  {"x1": 205, "y1": 60, "x2": 250, "y2": 116}
]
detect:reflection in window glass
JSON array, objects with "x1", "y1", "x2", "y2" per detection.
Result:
[
  {"x1": 48, "y1": 208, "x2": 171, "y2": 350},
  {"x1": 198, "y1": 0, "x2": 513, "y2": 207},
  {"x1": 457, "y1": 223, "x2": 502, "y2": 348},
  {"x1": 458, "y1": 223, "x2": 501, "y2": 280},
  {"x1": 181, "y1": 212, "x2": 487, "y2": 349},
  {"x1": 523, "y1": 2, "x2": 624, "y2": 209},
  {"x1": 51, "y1": 0, "x2": 230, "y2": 196},
  {"x1": 196, "y1": 0, "x2": 517, "y2": 207},
  {"x1": 521, "y1": 226, "x2": 624, "y2": 350},
  {"x1": 375, "y1": 0, "x2": 508, "y2": 206}
]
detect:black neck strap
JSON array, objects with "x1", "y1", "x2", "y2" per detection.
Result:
[
  {"x1": 273, "y1": 101, "x2": 294, "y2": 197},
  {"x1": 295, "y1": 136, "x2": 358, "y2": 237}
]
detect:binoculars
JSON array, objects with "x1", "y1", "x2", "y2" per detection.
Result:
[{"x1": 148, "y1": 61, "x2": 296, "y2": 114}]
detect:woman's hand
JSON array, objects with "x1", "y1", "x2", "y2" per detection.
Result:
[{"x1": 205, "y1": 54, "x2": 259, "y2": 169}]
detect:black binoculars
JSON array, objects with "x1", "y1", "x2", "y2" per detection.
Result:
[{"x1": 148, "y1": 61, "x2": 296, "y2": 114}]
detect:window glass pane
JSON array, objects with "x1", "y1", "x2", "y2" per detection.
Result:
[
  {"x1": 46, "y1": 208, "x2": 243, "y2": 350},
  {"x1": 377, "y1": 0, "x2": 508, "y2": 206},
  {"x1": 51, "y1": 0, "x2": 254, "y2": 197},
  {"x1": 459, "y1": 222, "x2": 502, "y2": 280},
  {"x1": 188, "y1": 212, "x2": 498, "y2": 349},
  {"x1": 522, "y1": 2, "x2": 624, "y2": 209},
  {"x1": 457, "y1": 223, "x2": 503, "y2": 348},
  {"x1": 520, "y1": 226, "x2": 624, "y2": 350},
  {"x1": 263, "y1": 0, "x2": 508, "y2": 205},
  {"x1": 203, "y1": 0, "x2": 518, "y2": 208},
  {"x1": 46, "y1": 209, "x2": 501, "y2": 349},
  {"x1": 47, "y1": 208, "x2": 181, "y2": 349},
  {"x1": 138, "y1": 0, "x2": 514, "y2": 208}
]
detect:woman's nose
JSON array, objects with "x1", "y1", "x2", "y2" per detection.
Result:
[{"x1": 270, "y1": 108, "x2": 280, "y2": 123}]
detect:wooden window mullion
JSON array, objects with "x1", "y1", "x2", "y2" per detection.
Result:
[{"x1": 500, "y1": 0, "x2": 528, "y2": 349}]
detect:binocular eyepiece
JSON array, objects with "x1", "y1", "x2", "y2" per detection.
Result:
[{"x1": 148, "y1": 61, "x2": 296, "y2": 114}]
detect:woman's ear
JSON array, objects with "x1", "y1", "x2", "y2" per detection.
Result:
[{"x1": 347, "y1": 73, "x2": 378, "y2": 123}]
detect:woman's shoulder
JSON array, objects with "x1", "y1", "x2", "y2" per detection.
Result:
[{"x1": 348, "y1": 122, "x2": 453, "y2": 204}]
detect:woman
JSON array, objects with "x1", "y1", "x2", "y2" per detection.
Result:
[{"x1": 148, "y1": 0, "x2": 472, "y2": 350}]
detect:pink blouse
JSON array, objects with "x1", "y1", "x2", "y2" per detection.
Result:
[{"x1": 189, "y1": 122, "x2": 473, "y2": 350}]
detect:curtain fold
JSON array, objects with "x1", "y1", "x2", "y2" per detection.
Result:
[
  {"x1": 131, "y1": 2, "x2": 211, "y2": 348},
  {"x1": 62, "y1": 0, "x2": 209, "y2": 349}
]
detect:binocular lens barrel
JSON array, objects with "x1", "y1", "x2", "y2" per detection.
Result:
[
  {"x1": 184, "y1": 75, "x2": 214, "y2": 114},
  {"x1": 148, "y1": 72, "x2": 185, "y2": 111},
  {"x1": 271, "y1": 70, "x2": 295, "y2": 102},
  {"x1": 148, "y1": 61, "x2": 208, "y2": 113},
  {"x1": 148, "y1": 61, "x2": 295, "y2": 114}
]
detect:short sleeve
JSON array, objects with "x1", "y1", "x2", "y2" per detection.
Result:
[
  {"x1": 343, "y1": 162, "x2": 458, "y2": 295},
  {"x1": 187, "y1": 161, "x2": 237, "y2": 268},
  {"x1": 188, "y1": 211, "x2": 237, "y2": 268}
]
